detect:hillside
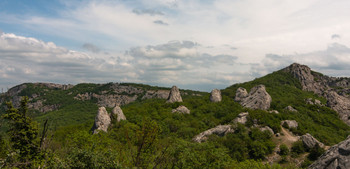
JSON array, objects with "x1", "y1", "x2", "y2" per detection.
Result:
[{"x1": 1, "y1": 63, "x2": 350, "y2": 168}]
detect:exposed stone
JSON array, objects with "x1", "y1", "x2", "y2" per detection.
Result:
[
  {"x1": 172, "y1": 105, "x2": 190, "y2": 114},
  {"x1": 92, "y1": 107, "x2": 111, "y2": 134},
  {"x1": 308, "y1": 135, "x2": 350, "y2": 169},
  {"x1": 210, "y1": 89, "x2": 222, "y2": 102},
  {"x1": 167, "y1": 86, "x2": 183, "y2": 103},
  {"x1": 281, "y1": 120, "x2": 298, "y2": 129},
  {"x1": 301, "y1": 133, "x2": 324, "y2": 149},
  {"x1": 75, "y1": 93, "x2": 138, "y2": 107},
  {"x1": 306, "y1": 98, "x2": 323, "y2": 106},
  {"x1": 112, "y1": 105, "x2": 126, "y2": 122},
  {"x1": 315, "y1": 99, "x2": 322, "y2": 106},
  {"x1": 233, "y1": 112, "x2": 249, "y2": 124},
  {"x1": 269, "y1": 110, "x2": 279, "y2": 114},
  {"x1": 234, "y1": 87, "x2": 248, "y2": 102},
  {"x1": 142, "y1": 90, "x2": 169, "y2": 100},
  {"x1": 285, "y1": 106, "x2": 298, "y2": 112},
  {"x1": 193, "y1": 125, "x2": 234, "y2": 143},
  {"x1": 260, "y1": 126, "x2": 274, "y2": 135},
  {"x1": 235, "y1": 85, "x2": 272, "y2": 110},
  {"x1": 283, "y1": 63, "x2": 326, "y2": 95},
  {"x1": 325, "y1": 91, "x2": 350, "y2": 125}
]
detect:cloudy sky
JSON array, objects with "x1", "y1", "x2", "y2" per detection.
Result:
[{"x1": 1, "y1": 0, "x2": 350, "y2": 92}]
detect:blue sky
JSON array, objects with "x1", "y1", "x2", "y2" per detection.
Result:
[{"x1": 1, "y1": 0, "x2": 350, "y2": 91}]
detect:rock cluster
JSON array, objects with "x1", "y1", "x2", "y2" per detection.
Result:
[
  {"x1": 92, "y1": 107, "x2": 111, "y2": 134},
  {"x1": 283, "y1": 63, "x2": 325, "y2": 95},
  {"x1": 210, "y1": 89, "x2": 222, "y2": 102},
  {"x1": 308, "y1": 135, "x2": 350, "y2": 169},
  {"x1": 325, "y1": 91, "x2": 350, "y2": 125},
  {"x1": 234, "y1": 85, "x2": 272, "y2": 110},
  {"x1": 233, "y1": 112, "x2": 249, "y2": 124},
  {"x1": 301, "y1": 133, "x2": 324, "y2": 149},
  {"x1": 172, "y1": 105, "x2": 190, "y2": 114},
  {"x1": 306, "y1": 98, "x2": 322, "y2": 106},
  {"x1": 285, "y1": 106, "x2": 298, "y2": 112},
  {"x1": 281, "y1": 120, "x2": 298, "y2": 129},
  {"x1": 193, "y1": 125, "x2": 234, "y2": 143},
  {"x1": 112, "y1": 105, "x2": 126, "y2": 122},
  {"x1": 167, "y1": 86, "x2": 183, "y2": 103}
]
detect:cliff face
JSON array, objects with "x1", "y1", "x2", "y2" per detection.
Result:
[{"x1": 0, "y1": 82, "x2": 201, "y2": 114}]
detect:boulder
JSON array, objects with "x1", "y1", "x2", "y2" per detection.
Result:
[
  {"x1": 92, "y1": 107, "x2": 111, "y2": 134},
  {"x1": 301, "y1": 133, "x2": 324, "y2": 149},
  {"x1": 269, "y1": 110, "x2": 279, "y2": 114},
  {"x1": 234, "y1": 87, "x2": 248, "y2": 102},
  {"x1": 325, "y1": 91, "x2": 350, "y2": 125},
  {"x1": 233, "y1": 112, "x2": 249, "y2": 124},
  {"x1": 172, "y1": 105, "x2": 190, "y2": 114},
  {"x1": 281, "y1": 120, "x2": 298, "y2": 129},
  {"x1": 193, "y1": 125, "x2": 234, "y2": 143},
  {"x1": 112, "y1": 105, "x2": 126, "y2": 122},
  {"x1": 306, "y1": 98, "x2": 323, "y2": 106},
  {"x1": 210, "y1": 89, "x2": 222, "y2": 102},
  {"x1": 167, "y1": 86, "x2": 183, "y2": 103},
  {"x1": 308, "y1": 135, "x2": 350, "y2": 169},
  {"x1": 285, "y1": 106, "x2": 298, "y2": 112},
  {"x1": 260, "y1": 126, "x2": 274, "y2": 135},
  {"x1": 236, "y1": 85, "x2": 272, "y2": 110}
]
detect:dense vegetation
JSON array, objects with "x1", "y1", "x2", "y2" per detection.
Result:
[{"x1": 1, "y1": 70, "x2": 350, "y2": 168}]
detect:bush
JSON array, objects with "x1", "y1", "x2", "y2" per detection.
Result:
[
  {"x1": 279, "y1": 144, "x2": 289, "y2": 156},
  {"x1": 308, "y1": 144, "x2": 325, "y2": 161},
  {"x1": 291, "y1": 141, "x2": 305, "y2": 154}
]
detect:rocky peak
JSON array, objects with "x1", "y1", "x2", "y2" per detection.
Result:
[
  {"x1": 210, "y1": 89, "x2": 222, "y2": 102},
  {"x1": 167, "y1": 86, "x2": 183, "y2": 103},
  {"x1": 112, "y1": 105, "x2": 126, "y2": 122},
  {"x1": 92, "y1": 107, "x2": 111, "y2": 134},
  {"x1": 308, "y1": 135, "x2": 350, "y2": 169},
  {"x1": 235, "y1": 85, "x2": 272, "y2": 110},
  {"x1": 283, "y1": 63, "x2": 325, "y2": 94}
]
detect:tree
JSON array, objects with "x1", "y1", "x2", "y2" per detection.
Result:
[{"x1": 3, "y1": 96, "x2": 41, "y2": 166}]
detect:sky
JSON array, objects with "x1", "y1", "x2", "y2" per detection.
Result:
[{"x1": 1, "y1": 0, "x2": 350, "y2": 92}]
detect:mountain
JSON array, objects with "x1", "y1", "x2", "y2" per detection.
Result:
[{"x1": 1, "y1": 63, "x2": 350, "y2": 168}]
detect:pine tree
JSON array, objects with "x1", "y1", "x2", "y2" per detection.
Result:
[{"x1": 3, "y1": 96, "x2": 40, "y2": 163}]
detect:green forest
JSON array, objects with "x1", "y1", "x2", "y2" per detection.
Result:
[{"x1": 0, "y1": 70, "x2": 349, "y2": 168}]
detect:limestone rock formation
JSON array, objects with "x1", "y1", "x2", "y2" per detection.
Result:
[
  {"x1": 281, "y1": 120, "x2": 298, "y2": 129},
  {"x1": 306, "y1": 98, "x2": 322, "y2": 106},
  {"x1": 142, "y1": 90, "x2": 169, "y2": 100},
  {"x1": 193, "y1": 125, "x2": 234, "y2": 143},
  {"x1": 285, "y1": 106, "x2": 298, "y2": 112},
  {"x1": 172, "y1": 105, "x2": 190, "y2": 114},
  {"x1": 210, "y1": 89, "x2": 222, "y2": 102},
  {"x1": 92, "y1": 107, "x2": 111, "y2": 134},
  {"x1": 301, "y1": 133, "x2": 324, "y2": 149},
  {"x1": 235, "y1": 85, "x2": 272, "y2": 110},
  {"x1": 308, "y1": 135, "x2": 350, "y2": 169},
  {"x1": 233, "y1": 112, "x2": 249, "y2": 124},
  {"x1": 283, "y1": 63, "x2": 326, "y2": 95},
  {"x1": 325, "y1": 91, "x2": 350, "y2": 125},
  {"x1": 234, "y1": 87, "x2": 248, "y2": 102},
  {"x1": 260, "y1": 126, "x2": 274, "y2": 135},
  {"x1": 112, "y1": 105, "x2": 126, "y2": 122},
  {"x1": 167, "y1": 86, "x2": 183, "y2": 103}
]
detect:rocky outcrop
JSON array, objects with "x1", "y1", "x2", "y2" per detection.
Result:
[
  {"x1": 306, "y1": 98, "x2": 322, "y2": 106},
  {"x1": 234, "y1": 87, "x2": 248, "y2": 102},
  {"x1": 92, "y1": 107, "x2": 111, "y2": 134},
  {"x1": 285, "y1": 106, "x2": 298, "y2": 112},
  {"x1": 142, "y1": 90, "x2": 169, "y2": 100},
  {"x1": 167, "y1": 86, "x2": 183, "y2": 103},
  {"x1": 233, "y1": 112, "x2": 249, "y2": 124},
  {"x1": 283, "y1": 63, "x2": 326, "y2": 95},
  {"x1": 172, "y1": 105, "x2": 190, "y2": 114},
  {"x1": 325, "y1": 91, "x2": 350, "y2": 125},
  {"x1": 260, "y1": 126, "x2": 274, "y2": 135},
  {"x1": 75, "y1": 93, "x2": 138, "y2": 107},
  {"x1": 301, "y1": 133, "x2": 324, "y2": 149},
  {"x1": 308, "y1": 135, "x2": 350, "y2": 169},
  {"x1": 193, "y1": 125, "x2": 234, "y2": 143},
  {"x1": 281, "y1": 120, "x2": 298, "y2": 129},
  {"x1": 210, "y1": 89, "x2": 222, "y2": 102},
  {"x1": 235, "y1": 85, "x2": 272, "y2": 110},
  {"x1": 112, "y1": 105, "x2": 126, "y2": 122}
]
